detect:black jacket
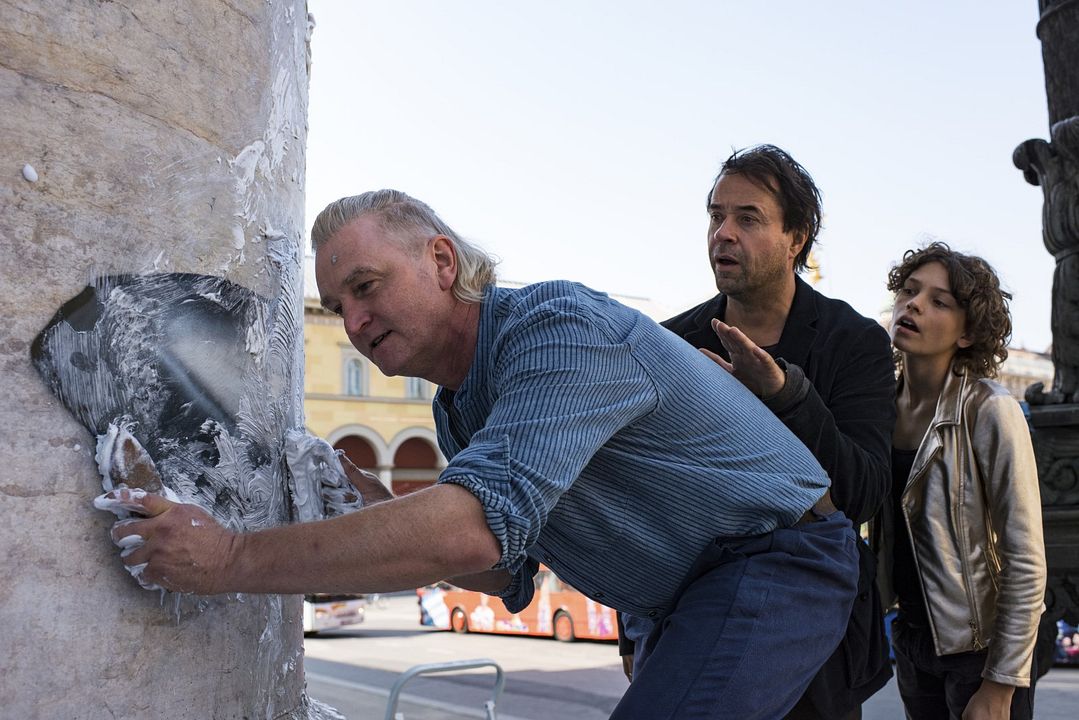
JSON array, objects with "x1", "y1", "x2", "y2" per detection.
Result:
[{"x1": 663, "y1": 277, "x2": 897, "y2": 715}]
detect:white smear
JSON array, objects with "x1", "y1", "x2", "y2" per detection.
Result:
[
  {"x1": 93, "y1": 488, "x2": 148, "y2": 518},
  {"x1": 94, "y1": 422, "x2": 125, "y2": 493},
  {"x1": 284, "y1": 429, "x2": 363, "y2": 522},
  {"x1": 22, "y1": 164, "x2": 38, "y2": 182},
  {"x1": 245, "y1": 322, "x2": 264, "y2": 356},
  {"x1": 73, "y1": 444, "x2": 81, "y2": 451},
  {"x1": 118, "y1": 534, "x2": 144, "y2": 554},
  {"x1": 126, "y1": 561, "x2": 159, "y2": 591},
  {"x1": 191, "y1": 518, "x2": 203, "y2": 527},
  {"x1": 229, "y1": 141, "x2": 264, "y2": 198},
  {"x1": 115, "y1": 535, "x2": 143, "y2": 552},
  {"x1": 231, "y1": 225, "x2": 246, "y2": 250}
]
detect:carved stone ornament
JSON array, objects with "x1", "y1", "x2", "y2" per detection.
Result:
[{"x1": 1015, "y1": 117, "x2": 1079, "y2": 403}]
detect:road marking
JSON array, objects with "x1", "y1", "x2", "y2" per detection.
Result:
[{"x1": 306, "y1": 671, "x2": 533, "y2": 720}]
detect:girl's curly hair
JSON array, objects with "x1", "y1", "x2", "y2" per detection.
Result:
[{"x1": 887, "y1": 242, "x2": 1012, "y2": 378}]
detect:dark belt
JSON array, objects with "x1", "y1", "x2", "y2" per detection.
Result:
[{"x1": 795, "y1": 489, "x2": 837, "y2": 526}]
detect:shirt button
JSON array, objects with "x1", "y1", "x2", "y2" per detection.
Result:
[
  {"x1": 594, "y1": 592, "x2": 604, "y2": 599},
  {"x1": 544, "y1": 555, "x2": 553, "y2": 563},
  {"x1": 648, "y1": 610, "x2": 658, "y2": 618}
]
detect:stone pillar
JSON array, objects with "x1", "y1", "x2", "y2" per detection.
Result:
[
  {"x1": 1013, "y1": 0, "x2": 1079, "y2": 675},
  {"x1": 0, "y1": 2, "x2": 324, "y2": 718}
]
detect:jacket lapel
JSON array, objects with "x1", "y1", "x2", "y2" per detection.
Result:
[
  {"x1": 772, "y1": 277, "x2": 818, "y2": 366},
  {"x1": 906, "y1": 369, "x2": 967, "y2": 493},
  {"x1": 679, "y1": 294, "x2": 728, "y2": 358}
]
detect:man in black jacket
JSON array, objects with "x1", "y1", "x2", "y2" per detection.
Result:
[{"x1": 619, "y1": 145, "x2": 896, "y2": 719}]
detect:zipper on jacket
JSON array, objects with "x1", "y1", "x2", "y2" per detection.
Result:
[
  {"x1": 969, "y1": 619, "x2": 985, "y2": 650},
  {"x1": 955, "y1": 441, "x2": 986, "y2": 651}
]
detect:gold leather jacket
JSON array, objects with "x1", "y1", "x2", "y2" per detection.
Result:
[{"x1": 874, "y1": 370, "x2": 1045, "y2": 686}]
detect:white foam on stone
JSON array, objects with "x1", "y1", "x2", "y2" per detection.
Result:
[{"x1": 284, "y1": 429, "x2": 363, "y2": 522}]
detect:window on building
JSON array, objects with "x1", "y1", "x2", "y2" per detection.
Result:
[
  {"x1": 405, "y1": 376, "x2": 430, "y2": 400},
  {"x1": 344, "y1": 357, "x2": 367, "y2": 396}
]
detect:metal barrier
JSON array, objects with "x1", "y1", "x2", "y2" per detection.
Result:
[{"x1": 384, "y1": 658, "x2": 505, "y2": 720}]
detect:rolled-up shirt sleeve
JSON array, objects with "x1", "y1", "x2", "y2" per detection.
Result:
[{"x1": 437, "y1": 296, "x2": 658, "y2": 610}]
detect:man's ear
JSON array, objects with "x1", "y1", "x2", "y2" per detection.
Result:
[
  {"x1": 789, "y1": 232, "x2": 809, "y2": 264},
  {"x1": 430, "y1": 235, "x2": 458, "y2": 291}
]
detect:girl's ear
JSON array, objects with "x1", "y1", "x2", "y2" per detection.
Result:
[{"x1": 957, "y1": 331, "x2": 974, "y2": 350}]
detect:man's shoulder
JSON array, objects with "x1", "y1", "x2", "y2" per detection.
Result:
[
  {"x1": 661, "y1": 294, "x2": 722, "y2": 333},
  {"x1": 489, "y1": 281, "x2": 643, "y2": 342},
  {"x1": 492, "y1": 280, "x2": 614, "y2": 317},
  {"x1": 802, "y1": 281, "x2": 885, "y2": 337}
]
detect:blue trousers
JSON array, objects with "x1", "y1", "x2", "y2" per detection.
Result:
[{"x1": 610, "y1": 512, "x2": 859, "y2": 720}]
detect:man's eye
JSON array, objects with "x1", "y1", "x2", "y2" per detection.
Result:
[{"x1": 740, "y1": 215, "x2": 758, "y2": 225}]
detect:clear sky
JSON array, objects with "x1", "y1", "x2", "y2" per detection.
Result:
[{"x1": 304, "y1": 0, "x2": 1056, "y2": 351}]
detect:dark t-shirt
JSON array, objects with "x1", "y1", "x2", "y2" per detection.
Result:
[{"x1": 892, "y1": 446, "x2": 929, "y2": 625}]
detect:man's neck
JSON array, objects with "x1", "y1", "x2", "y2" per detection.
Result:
[
  {"x1": 722, "y1": 274, "x2": 798, "y2": 348},
  {"x1": 435, "y1": 300, "x2": 481, "y2": 391}
]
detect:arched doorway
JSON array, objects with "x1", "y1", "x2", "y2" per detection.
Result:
[
  {"x1": 392, "y1": 437, "x2": 440, "y2": 495},
  {"x1": 333, "y1": 435, "x2": 377, "y2": 474}
]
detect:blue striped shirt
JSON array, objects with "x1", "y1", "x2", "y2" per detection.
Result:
[{"x1": 434, "y1": 281, "x2": 828, "y2": 617}]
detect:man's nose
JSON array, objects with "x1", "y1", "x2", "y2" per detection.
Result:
[
  {"x1": 711, "y1": 219, "x2": 736, "y2": 243},
  {"x1": 341, "y1": 302, "x2": 370, "y2": 337}
]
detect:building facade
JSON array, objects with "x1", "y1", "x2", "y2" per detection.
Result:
[{"x1": 998, "y1": 346, "x2": 1054, "y2": 402}]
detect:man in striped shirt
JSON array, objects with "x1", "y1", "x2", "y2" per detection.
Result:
[{"x1": 111, "y1": 189, "x2": 859, "y2": 719}]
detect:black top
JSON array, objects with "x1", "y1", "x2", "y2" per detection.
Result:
[{"x1": 891, "y1": 446, "x2": 930, "y2": 626}]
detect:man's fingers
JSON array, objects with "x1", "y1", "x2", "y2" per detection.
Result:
[
  {"x1": 710, "y1": 318, "x2": 734, "y2": 352},
  {"x1": 120, "y1": 489, "x2": 176, "y2": 517},
  {"x1": 710, "y1": 318, "x2": 755, "y2": 358},
  {"x1": 111, "y1": 516, "x2": 150, "y2": 548},
  {"x1": 95, "y1": 488, "x2": 177, "y2": 519}
]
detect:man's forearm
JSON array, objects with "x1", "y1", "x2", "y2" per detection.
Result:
[{"x1": 225, "y1": 484, "x2": 502, "y2": 594}]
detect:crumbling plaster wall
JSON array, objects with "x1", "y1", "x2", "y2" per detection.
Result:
[{"x1": 0, "y1": 1, "x2": 315, "y2": 717}]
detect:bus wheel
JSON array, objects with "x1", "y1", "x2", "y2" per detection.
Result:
[
  {"x1": 451, "y1": 607, "x2": 469, "y2": 633},
  {"x1": 553, "y1": 610, "x2": 575, "y2": 642}
]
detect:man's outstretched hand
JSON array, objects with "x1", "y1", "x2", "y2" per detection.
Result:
[
  {"x1": 101, "y1": 488, "x2": 238, "y2": 595},
  {"x1": 703, "y1": 318, "x2": 786, "y2": 398}
]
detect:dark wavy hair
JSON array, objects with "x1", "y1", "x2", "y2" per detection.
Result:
[
  {"x1": 887, "y1": 242, "x2": 1012, "y2": 378},
  {"x1": 710, "y1": 144, "x2": 822, "y2": 272}
]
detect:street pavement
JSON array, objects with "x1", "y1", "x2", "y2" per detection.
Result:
[{"x1": 304, "y1": 594, "x2": 1079, "y2": 719}]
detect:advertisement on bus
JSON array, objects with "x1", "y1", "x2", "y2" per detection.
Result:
[{"x1": 418, "y1": 566, "x2": 617, "y2": 642}]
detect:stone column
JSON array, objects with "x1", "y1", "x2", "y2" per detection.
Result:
[
  {"x1": 1013, "y1": 0, "x2": 1079, "y2": 675},
  {"x1": 0, "y1": 2, "x2": 326, "y2": 718}
]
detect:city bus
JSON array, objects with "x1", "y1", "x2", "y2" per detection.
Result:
[{"x1": 417, "y1": 566, "x2": 617, "y2": 642}]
